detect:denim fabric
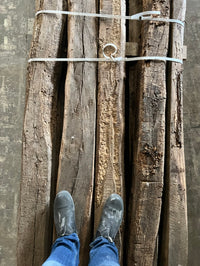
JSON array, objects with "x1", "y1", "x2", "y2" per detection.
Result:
[
  {"x1": 42, "y1": 233, "x2": 80, "y2": 266},
  {"x1": 42, "y1": 234, "x2": 120, "y2": 266},
  {"x1": 89, "y1": 236, "x2": 120, "y2": 266}
]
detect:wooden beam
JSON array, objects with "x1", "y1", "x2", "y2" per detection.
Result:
[
  {"x1": 94, "y1": 0, "x2": 126, "y2": 261},
  {"x1": 127, "y1": 1, "x2": 170, "y2": 265},
  {"x1": 126, "y1": 42, "x2": 139, "y2": 56},
  {"x1": 17, "y1": 1, "x2": 67, "y2": 265},
  {"x1": 56, "y1": 0, "x2": 97, "y2": 265},
  {"x1": 159, "y1": 0, "x2": 188, "y2": 265}
]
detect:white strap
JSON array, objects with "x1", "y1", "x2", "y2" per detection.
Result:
[
  {"x1": 28, "y1": 56, "x2": 182, "y2": 64},
  {"x1": 35, "y1": 10, "x2": 159, "y2": 20},
  {"x1": 29, "y1": 43, "x2": 182, "y2": 64},
  {"x1": 29, "y1": 12, "x2": 184, "y2": 64},
  {"x1": 141, "y1": 16, "x2": 184, "y2": 26},
  {"x1": 35, "y1": 10, "x2": 184, "y2": 27}
]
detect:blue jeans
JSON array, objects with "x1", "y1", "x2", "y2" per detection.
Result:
[{"x1": 42, "y1": 233, "x2": 120, "y2": 266}]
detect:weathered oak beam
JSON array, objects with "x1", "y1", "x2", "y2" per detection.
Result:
[
  {"x1": 56, "y1": 1, "x2": 97, "y2": 265},
  {"x1": 17, "y1": 1, "x2": 66, "y2": 265},
  {"x1": 94, "y1": 0, "x2": 126, "y2": 261},
  {"x1": 168, "y1": 2, "x2": 188, "y2": 261},
  {"x1": 127, "y1": 1, "x2": 170, "y2": 265},
  {"x1": 159, "y1": 0, "x2": 188, "y2": 265}
]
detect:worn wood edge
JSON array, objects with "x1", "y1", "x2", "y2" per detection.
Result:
[
  {"x1": 158, "y1": 1, "x2": 188, "y2": 265},
  {"x1": 127, "y1": 1, "x2": 170, "y2": 265},
  {"x1": 94, "y1": 0, "x2": 126, "y2": 262},
  {"x1": 17, "y1": 0, "x2": 66, "y2": 265},
  {"x1": 55, "y1": 1, "x2": 97, "y2": 265},
  {"x1": 161, "y1": 0, "x2": 188, "y2": 265}
]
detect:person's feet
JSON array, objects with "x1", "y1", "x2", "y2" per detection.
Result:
[
  {"x1": 54, "y1": 190, "x2": 77, "y2": 237},
  {"x1": 96, "y1": 194, "x2": 124, "y2": 242}
]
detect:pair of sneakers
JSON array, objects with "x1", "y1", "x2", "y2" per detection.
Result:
[{"x1": 54, "y1": 191, "x2": 124, "y2": 242}]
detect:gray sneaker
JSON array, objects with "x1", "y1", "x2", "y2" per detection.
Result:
[
  {"x1": 96, "y1": 194, "x2": 124, "y2": 242},
  {"x1": 54, "y1": 190, "x2": 77, "y2": 237}
]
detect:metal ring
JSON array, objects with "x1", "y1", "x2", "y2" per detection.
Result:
[{"x1": 102, "y1": 43, "x2": 118, "y2": 60}]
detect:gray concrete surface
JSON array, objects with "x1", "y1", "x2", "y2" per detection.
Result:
[
  {"x1": 183, "y1": 1, "x2": 200, "y2": 265},
  {"x1": 0, "y1": 1, "x2": 34, "y2": 265},
  {"x1": 0, "y1": 0, "x2": 199, "y2": 265}
]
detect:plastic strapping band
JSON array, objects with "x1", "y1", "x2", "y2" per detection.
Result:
[
  {"x1": 28, "y1": 56, "x2": 183, "y2": 64},
  {"x1": 35, "y1": 10, "x2": 185, "y2": 27},
  {"x1": 28, "y1": 43, "x2": 183, "y2": 64},
  {"x1": 29, "y1": 11, "x2": 184, "y2": 64}
]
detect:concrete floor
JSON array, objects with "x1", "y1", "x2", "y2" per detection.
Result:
[
  {"x1": 183, "y1": 0, "x2": 200, "y2": 264},
  {"x1": 0, "y1": 1, "x2": 34, "y2": 265},
  {"x1": 0, "y1": 0, "x2": 199, "y2": 265}
]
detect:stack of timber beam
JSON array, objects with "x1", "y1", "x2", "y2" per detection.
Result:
[
  {"x1": 17, "y1": 0, "x2": 187, "y2": 265},
  {"x1": 127, "y1": 0, "x2": 169, "y2": 263},
  {"x1": 127, "y1": 1, "x2": 187, "y2": 265}
]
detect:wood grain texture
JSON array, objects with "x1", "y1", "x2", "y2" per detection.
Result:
[
  {"x1": 94, "y1": 0, "x2": 126, "y2": 260},
  {"x1": 160, "y1": 0, "x2": 188, "y2": 265},
  {"x1": 168, "y1": 1, "x2": 188, "y2": 263},
  {"x1": 17, "y1": 0, "x2": 66, "y2": 265},
  {"x1": 127, "y1": 1, "x2": 170, "y2": 265},
  {"x1": 56, "y1": 0, "x2": 97, "y2": 265}
]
